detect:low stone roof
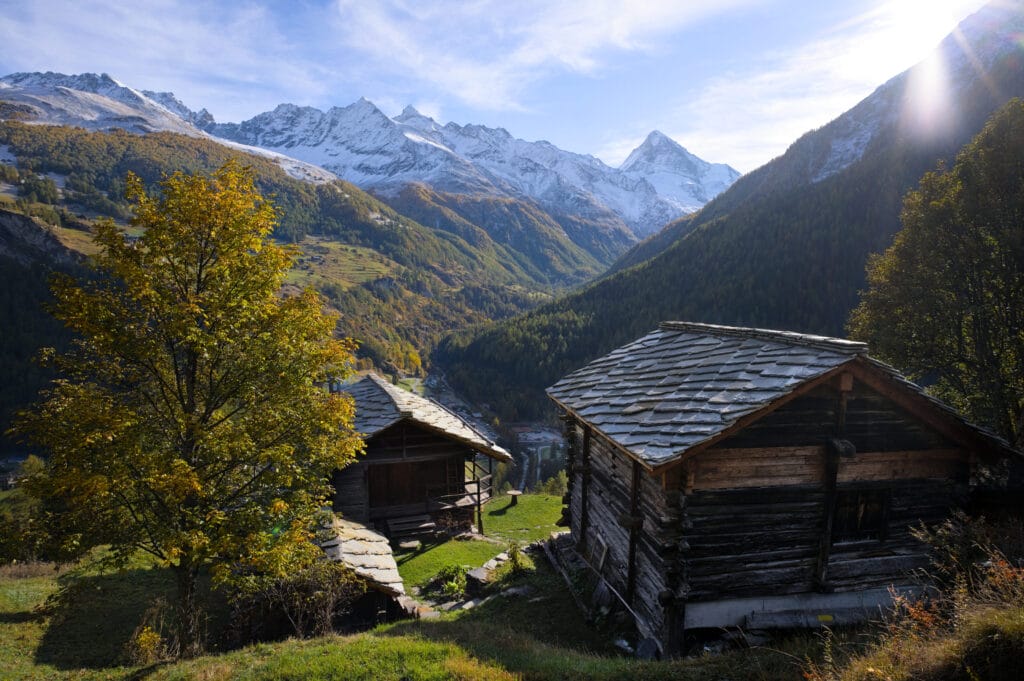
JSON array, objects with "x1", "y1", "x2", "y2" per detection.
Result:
[
  {"x1": 546, "y1": 322, "x2": 873, "y2": 469},
  {"x1": 346, "y1": 374, "x2": 511, "y2": 462},
  {"x1": 321, "y1": 517, "x2": 405, "y2": 595}
]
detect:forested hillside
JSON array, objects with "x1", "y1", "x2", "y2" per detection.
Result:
[
  {"x1": 0, "y1": 210, "x2": 79, "y2": 454},
  {"x1": 437, "y1": 6, "x2": 1024, "y2": 422},
  {"x1": 0, "y1": 123, "x2": 598, "y2": 443}
]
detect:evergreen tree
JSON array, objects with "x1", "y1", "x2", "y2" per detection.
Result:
[{"x1": 849, "y1": 100, "x2": 1024, "y2": 446}]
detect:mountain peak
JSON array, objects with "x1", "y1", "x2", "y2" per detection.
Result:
[
  {"x1": 620, "y1": 130, "x2": 695, "y2": 172},
  {"x1": 399, "y1": 105, "x2": 423, "y2": 119},
  {"x1": 644, "y1": 130, "x2": 674, "y2": 145}
]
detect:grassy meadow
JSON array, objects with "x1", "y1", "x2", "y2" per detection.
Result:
[{"x1": 5, "y1": 490, "x2": 1022, "y2": 680}]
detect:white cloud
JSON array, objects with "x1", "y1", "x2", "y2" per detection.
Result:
[
  {"x1": 0, "y1": 0, "x2": 331, "y2": 121},
  {"x1": 329, "y1": 0, "x2": 761, "y2": 110},
  {"x1": 662, "y1": 0, "x2": 988, "y2": 172}
]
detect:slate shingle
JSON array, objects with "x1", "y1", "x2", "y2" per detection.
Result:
[
  {"x1": 345, "y1": 374, "x2": 511, "y2": 462},
  {"x1": 547, "y1": 322, "x2": 867, "y2": 468}
]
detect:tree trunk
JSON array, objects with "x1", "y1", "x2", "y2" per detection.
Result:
[{"x1": 174, "y1": 560, "x2": 203, "y2": 658}]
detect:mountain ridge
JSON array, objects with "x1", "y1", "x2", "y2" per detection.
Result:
[
  {"x1": 436, "y1": 0, "x2": 1024, "y2": 421},
  {"x1": 0, "y1": 71, "x2": 740, "y2": 238}
]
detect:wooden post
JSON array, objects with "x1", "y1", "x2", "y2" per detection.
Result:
[
  {"x1": 815, "y1": 373, "x2": 853, "y2": 590},
  {"x1": 579, "y1": 427, "x2": 592, "y2": 553},
  {"x1": 626, "y1": 460, "x2": 643, "y2": 602}
]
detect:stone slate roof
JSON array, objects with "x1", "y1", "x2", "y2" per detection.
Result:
[
  {"x1": 545, "y1": 322, "x2": 859, "y2": 469},
  {"x1": 346, "y1": 374, "x2": 511, "y2": 461},
  {"x1": 321, "y1": 517, "x2": 405, "y2": 595},
  {"x1": 548, "y1": 322, "x2": 1019, "y2": 470}
]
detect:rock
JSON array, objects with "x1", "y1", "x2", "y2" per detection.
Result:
[
  {"x1": 465, "y1": 567, "x2": 490, "y2": 596},
  {"x1": 398, "y1": 540, "x2": 421, "y2": 551},
  {"x1": 460, "y1": 597, "x2": 489, "y2": 610},
  {"x1": 636, "y1": 638, "x2": 661, "y2": 661}
]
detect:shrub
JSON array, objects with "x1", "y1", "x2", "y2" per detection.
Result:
[
  {"x1": 435, "y1": 564, "x2": 467, "y2": 599},
  {"x1": 229, "y1": 560, "x2": 366, "y2": 642}
]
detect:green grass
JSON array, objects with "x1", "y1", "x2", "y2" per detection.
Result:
[
  {"x1": 484, "y1": 492, "x2": 563, "y2": 545},
  {"x1": 0, "y1": 547, "x2": 841, "y2": 680},
  {"x1": 147, "y1": 634, "x2": 518, "y2": 681},
  {"x1": 286, "y1": 236, "x2": 397, "y2": 290},
  {"x1": 0, "y1": 494, "x2": 856, "y2": 681},
  {"x1": 394, "y1": 492, "x2": 563, "y2": 588}
]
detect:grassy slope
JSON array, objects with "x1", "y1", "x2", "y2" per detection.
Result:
[
  {"x1": 395, "y1": 492, "x2": 563, "y2": 588},
  {"x1": 285, "y1": 237, "x2": 397, "y2": 291},
  {"x1": 0, "y1": 552, "x2": 821, "y2": 681},
  {"x1": 17, "y1": 494, "x2": 1023, "y2": 680}
]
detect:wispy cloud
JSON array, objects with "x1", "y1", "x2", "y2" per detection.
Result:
[
  {"x1": 329, "y1": 0, "x2": 760, "y2": 110},
  {"x1": 660, "y1": 0, "x2": 987, "y2": 172},
  {"x1": 0, "y1": 0, "x2": 330, "y2": 120}
]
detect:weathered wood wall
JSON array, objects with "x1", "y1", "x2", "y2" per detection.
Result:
[
  {"x1": 679, "y1": 380, "x2": 971, "y2": 603},
  {"x1": 560, "y1": 374, "x2": 979, "y2": 649},
  {"x1": 563, "y1": 421, "x2": 680, "y2": 642},
  {"x1": 333, "y1": 420, "x2": 475, "y2": 522}
]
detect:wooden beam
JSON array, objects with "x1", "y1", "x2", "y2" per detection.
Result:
[
  {"x1": 626, "y1": 460, "x2": 643, "y2": 602},
  {"x1": 579, "y1": 426, "x2": 592, "y2": 554},
  {"x1": 652, "y1": 363, "x2": 856, "y2": 474},
  {"x1": 845, "y1": 359, "x2": 1014, "y2": 460}
]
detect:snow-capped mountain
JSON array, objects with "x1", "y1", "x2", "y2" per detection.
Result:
[
  {"x1": 207, "y1": 102, "x2": 739, "y2": 236},
  {"x1": 0, "y1": 71, "x2": 202, "y2": 136},
  {"x1": 0, "y1": 71, "x2": 337, "y2": 184},
  {"x1": 0, "y1": 70, "x2": 740, "y2": 236}
]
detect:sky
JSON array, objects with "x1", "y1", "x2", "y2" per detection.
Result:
[{"x1": 0, "y1": 0, "x2": 993, "y2": 173}]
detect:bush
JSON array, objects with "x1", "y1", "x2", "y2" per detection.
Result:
[
  {"x1": 229, "y1": 560, "x2": 366, "y2": 642},
  {"x1": 540, "y1": 470, "x2": 568, "y2": 496},
  {"x1": 804, "y1": 514, "x2": 1024, "y2": 680},
  {"x1": 434, "y1": 564, "x2": 467, "y2": 599}
]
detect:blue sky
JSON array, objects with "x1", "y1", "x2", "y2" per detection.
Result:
[{"x1": 0, "y1": 0, "x2": 991, "y2": 172}]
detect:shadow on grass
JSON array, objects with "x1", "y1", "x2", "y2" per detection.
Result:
[
  {"x1": 0, "y1": 610, "x2": 45, "y2": 624},
  {"x1": 394, "y1": 538, "x2": 448, "y2": 567},
  {"x1": 487, "y1": 501, "x2": 515, "y2": 516},
  {"x1": 33, "y1": 567, "x2": 176, "y2": 670},
  {"x1": 379, "y1": 560, "x2": 624, "y2": 679}
]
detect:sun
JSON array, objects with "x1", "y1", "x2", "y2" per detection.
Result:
[
  {"x1": 881, "y1": 0, "x2": 971, "y2": 60},
  {"x1": 877, "y1": 0, "x2": 988, "y2": 137}
]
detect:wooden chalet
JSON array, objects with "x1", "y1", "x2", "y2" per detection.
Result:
[
  {"x1": 547, "y1": 322, "x2": 1019, "y2": 655},
  {"x1": 332, "y1": 374, "x2": 511, "y2": 537}
]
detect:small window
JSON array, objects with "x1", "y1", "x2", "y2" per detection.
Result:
[{"x1": 832, "y1": 489, "x2": 889, "y2": 542}]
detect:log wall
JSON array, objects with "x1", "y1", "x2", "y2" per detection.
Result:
[
  {"x1": 333, "y1": 420, "x2": 475, "y2": 523},
  {"x1": 559, "y1": 372, "x2": 979, "y2": 647},
  {"x1": 680, "y1": 378, "x2": 972, "y2": 604}
]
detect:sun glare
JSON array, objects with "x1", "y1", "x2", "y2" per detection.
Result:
[{"x1": 880, "y1": 0, "x2": 986, "y2": 138}]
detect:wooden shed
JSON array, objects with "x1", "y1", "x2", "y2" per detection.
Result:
[
  {"x1": 332, "y1": 374, "x2": 511, "y2": 537},
  {"x1": 547, "y1": 322, "x2": 1018, "y2": 655}
]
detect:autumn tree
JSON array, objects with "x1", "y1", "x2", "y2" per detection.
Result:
[
  {"x1": 849, "y1": 100, "x2": 1024, "y2": 447},
  {"x1": 13, "y1": 161, "x2": 362, "y2": 656}
]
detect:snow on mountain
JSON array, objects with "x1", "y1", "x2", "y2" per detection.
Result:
[
  {"x1": 212, "y1": 103, "x2": 740, "y2": 236},
  {"x1": 0, "y1": 72, "x2": 337, "y2": 184},
  {"x1": 806, "y1": 2, "x2": 1024, "y2": 184},
  {"x1": 0, "y1": 71, "x2": 740, "y2": 235},
  {"x1": 620, "y1": 131, "x2": 740, "y2": 210},
  {"x1": 0, "y1": 71, "x2": 202, "y2": 136}
]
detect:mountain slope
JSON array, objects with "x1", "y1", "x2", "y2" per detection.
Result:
[
  {"x1": 0, "y1": 122, "x2": 579, "y2": 384},
  {"x1": 206, "y1": 101, "x2": 739, "y2": 237},
  {"x1": 437, "y1": 1, "x2": 1024, "y2": 421},
  {"x1": 0, "y1": 72, "x2": 338, "y2": 185}
]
